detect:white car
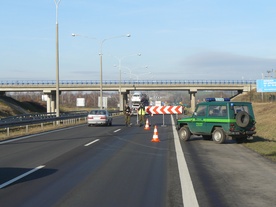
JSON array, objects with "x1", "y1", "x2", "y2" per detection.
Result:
[{"x1": 87, "y1": 110, "x2": 112, "y2": 126}]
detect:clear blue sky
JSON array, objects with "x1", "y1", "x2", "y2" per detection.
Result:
[{"x1": 1, "y1": 0, "x2": 276, "y2": 81}]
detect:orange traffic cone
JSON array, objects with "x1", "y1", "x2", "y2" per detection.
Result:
[
  {"x1": 144, "y1": 118, "x2": 150, "y2": 130},
  {"x1": 151, "y1": 125, "x2": 160, "y2": 142}
]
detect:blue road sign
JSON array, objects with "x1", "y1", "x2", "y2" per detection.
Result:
[{"x1": 257, "y1": 79, "x2": 276, "y2": 92}]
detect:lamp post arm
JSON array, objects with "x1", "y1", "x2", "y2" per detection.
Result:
[
  {"x1": 71, "y1": 33, "x2": 131, "y2": 109},
  {"x1": 98, "y1": 34, "x2": 131, "y2": 109},
  {"x1": 54, "y1": 0, "x2": 61, "y2": 23},
  {"x1": 99, "y1": 34, "x2": 131, "y2": 55}
]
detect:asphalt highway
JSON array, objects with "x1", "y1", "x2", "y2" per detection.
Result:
[{"x1": 0, "y1": 115, "x2": 275, "y2": 207}]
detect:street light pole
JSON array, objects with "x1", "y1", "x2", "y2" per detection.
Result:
[
  {"x1": 132, "y1": 71, "x2": 151, "y2": 81},
  {"x1": 123, "y1": 66, "x2": 150, "y2": 81},
  {"x1": 72, "y1": 33, "x2": 131, "y2": 109},
  {"x1": 99, "y1": 47, "x2": 103, "y2": 109},
  {"x1": 54, "y1": 0, "x2": 61, "y2": 118},
  {"x1": 113, "y1": 53, "x2": 141, "y2": 111},
  {"x1": 98, "y1": 34, "x2": 131, "y2": 109}
]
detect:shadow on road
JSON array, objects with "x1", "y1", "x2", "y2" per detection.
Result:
[{"x1": 0, "y1": 167, "x2": 57, "y2": 189}]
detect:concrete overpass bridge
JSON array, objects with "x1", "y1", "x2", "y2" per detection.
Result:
[{"x1": 0, "y1": 79, "x2": 256, "y2": 112}]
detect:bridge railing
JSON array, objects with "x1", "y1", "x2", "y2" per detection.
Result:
[{"x1": 0, "y1": 80, "x2": 257, "y2": 86}]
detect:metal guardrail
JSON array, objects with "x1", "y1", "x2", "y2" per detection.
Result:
[
  {"x1": 0, "y1": 110, "x2": 123, "y2": 129},
  {"x1": 0, "y1": 79, "x2": 257, "y2": 86},
  {"x1": 0, "y1": 111, "x2": 89, "y2": 128}
]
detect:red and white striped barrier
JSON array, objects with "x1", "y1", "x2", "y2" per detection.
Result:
[{"x1": 145, "y1": 106, "x2": 183, "y2": 114}]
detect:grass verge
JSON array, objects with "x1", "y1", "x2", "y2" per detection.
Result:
[
  {"x1": 243, "y1": 137, "x2": 276, "y2": 162},
  {"x1": 242, "y1": 103, "x2": 276, "y2": 162}
]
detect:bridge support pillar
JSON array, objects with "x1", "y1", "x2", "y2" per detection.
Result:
[
  {"x1": 120, "y1": 91, "x2": 129, "y2": 111},
  {"x1": 119, "y1": 93, "x2": 124, "y2": 112},
  {"x1": 51, "y1": 94, "x2": 56, "y2": 113},
  {"x1": 189, "y1": 89, "x2": 197, "y2": 112},
  {"x1": 44, "y1": 92, "x2": 56, "y2": 113},
  {"x1": 46, "y1": 94, "x2": 51, "y2": 113},
  {"x1": 44, "y1": 90, "x2": 61, "y2": 113}
]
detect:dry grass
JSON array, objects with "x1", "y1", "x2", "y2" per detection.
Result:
[
  {"x1": 0, "y1": 102, "x2": 17, "y2": 117},
  {"x1": 243, "y1": 102, "x2": 276, "y2": 162},
  {"x1": 252, "y1": 103, "x2": 276, "y2": 141}
]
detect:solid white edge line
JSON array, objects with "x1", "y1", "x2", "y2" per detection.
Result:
[
  {"x1": 84, "y1": 139, "x2": 100, "y2": 147},
  {"x1": 0, "y1": 165, "x2": 45, "y2": 189},
  {"x1": 0, "y1": 125, "x2": 84, "y2": 145},
  {"x1": 171, "y1": 115, "x2": 199, "y2": 207}
]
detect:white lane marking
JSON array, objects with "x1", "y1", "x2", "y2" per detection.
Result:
[
  {"x1": 114, "y1": 129, "x2": 121, "y2": 133},
  {"x1": 84, "y1": 139, "x2": 100, "y2": 147},
  {"x1": 0, "y1": 165, "x2": 45, "y2": 189},
  {"x1": 171, "y1": 115, "x2": 199, "y2": 207}
]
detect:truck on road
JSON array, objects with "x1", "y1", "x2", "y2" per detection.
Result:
[{"x1": 131, "y1": 92, "x2": 149, "y2": 115}]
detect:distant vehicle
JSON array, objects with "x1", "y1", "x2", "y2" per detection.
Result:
[
  {"x1": 131, "y1": 102, "x2": 140, "y2": 115},
  {"x1": 130, "y1": 92, "x2": 149, "y2": 115},
  {"x1": 177, "y1": 98, "x2": 256, "y2": 144},
  {"x1": 87, "y1": 109, "x2": 112, "y2": 126},
  {"x1": 131, "y1": 92, "x2": 142, "y2": 102}
]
